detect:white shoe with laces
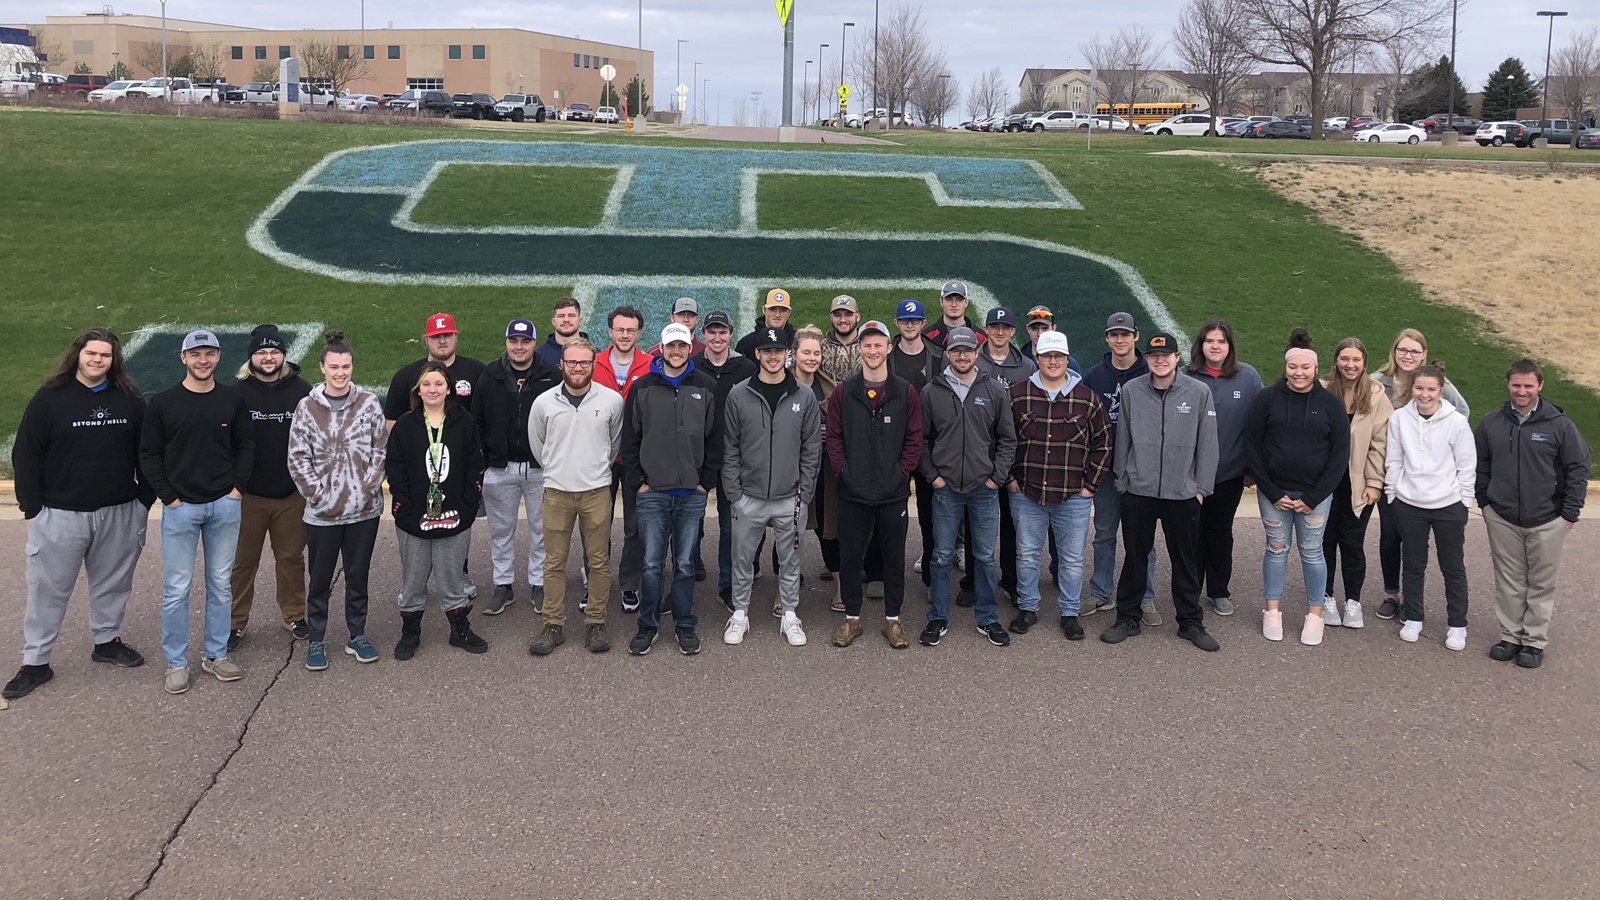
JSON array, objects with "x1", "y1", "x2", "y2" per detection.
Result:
[
  {"x1": 1322, "y1": 596, "x2": 1342, "y2": 627},
  {"x1": 1342, "y1": 600, "x2": 1364, "y2": 629},
  {"x1": 723, "y1": 611, "x2": 750, "y2": 645},
  {"x1": 1399, "y1": 620, "x2": 1423, "y2": 643},
  {"x1": 1444, "y1": 626, "x2": 1467, "y2": 651},
  {"x1": 780, "y1": 611, "x2": 807, "y2": 646}
]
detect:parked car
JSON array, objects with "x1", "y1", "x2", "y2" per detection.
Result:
[
  {"x1": 493, "y1": 93, "x2": 545, "y2": 122},
  {"x1": 1521, "y1": 118, "x2": 1576, "y2": 145},
  {"x1": 1473, "y1": 121, "x2": 1526, "y2": 147},
  {"x1": 294, "y1": 82, "x2": 338, "y2": 109},
  {"x1": 1087, "y1": 114, "x2": 1134, "y2": 130},
  {"x1": 1425, "y1": 115, "x2": 1479, "y2": 135},
  {"x1": 338, "y1": 93, "x2": 383, "y2": 112},
  {"x1": 448, "y1": 92, "x2": 496, "y2": 119},
  {"x1": 1284, "y1": 114, "x2": 1312, "y2": 126},
  {"x1": 1219, "y1": 119, "x2": 1254, "y2": 137},
  {"x1": 1576, "y1": 128, "x2": 1600, "y2": 150},
  {"x1": 594, "y1": 105, "x2": 620, "y2": 124},
  {"x1": 388, "y1": 89, "x2": 453, "y2": 115},
  {"x1": 564, "y1": 102, "x2": 594, "y2": 121},
  {"x1": 998, "y1": 111, "x2": 1041, "y2": 132},
  {"x1": 1246, "y1": 115, "x2": 1280, "y2": 123},
  {"x1": 1322, "y1": 116, "x2": 1349, "y2": 131},
  {"x1": 86, "y1": 79, "x2": 144, "y2": 102},
  {"x1": 1361, "y1": 123, "x2": 1428, "y2": 144},
  {"x1": 1242, "y1": 119, "x2": 1311, "y2": 139},
  {"x1": 1142, "y1": 113, "x2": 1218, "y2": 136},
  {"x1": 123, "y1": 78, "x2": 222, "y2": 104},
  {"x1": 225, "y1": 82, "x2": 278, "y2": 105},
  {"x1": 53, "y1": 73, "x2": 114, "y2": 97}
]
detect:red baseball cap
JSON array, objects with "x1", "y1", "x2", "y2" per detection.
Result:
[{"x1": 424, "y1": 313, "x2": 457, "y2": 337}]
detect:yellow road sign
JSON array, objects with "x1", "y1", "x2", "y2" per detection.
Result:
[
  {"x1": 775, "y1": 0, "x2": 793, "y2": 27},
  {"x1": 837, "y1": 84, "x2": 850, "y2": 99}
]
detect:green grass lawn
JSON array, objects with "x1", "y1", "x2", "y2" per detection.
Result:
[{"x1": 3, "y1": 106, "x2": 1596, "y2": 471}]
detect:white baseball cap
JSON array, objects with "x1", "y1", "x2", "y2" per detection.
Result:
[
  {"x1": 1035, "y1": 330, "x2": 1070, "y2": 357},
  {"x1": 660, "y1": 322, "x2": 694, "y2": 346}
]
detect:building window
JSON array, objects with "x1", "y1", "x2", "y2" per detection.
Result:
[
  {"x1": 1071, "y1": 84, "x2": 1083, "y2": 96},
  {"x1": 407, "y1": 77, "x2": 445, "y2": 90},
  {"x1": 363, "y1": 45, "x2": 374, "y2": 59},
  {"x1": 584, "y1": 55, "x2": 591, "y2": 68},
  {"x1": 279, "y1": 45, "x2": 291, "y2": 59},
  {"x1": 388, "y1": 45, "x2": 400, "y2": 59},
  {"x1": 255, "y1": 45, "x2": 267, "y2": 60},
  {"x1": 472, "y1": 45, "x2": 484, "y2": 60},
  {"x1": 231, "y1": 45, "x2": 243, "y2": 60},
  {"x1": 448, "y1": 45, "x2": 461, "y2": 60},
  {"x1": 336, "y1": 45, "x2": 349, "y2": 60},
  {"x1": 574, "y1": 53, "x2": 580, "y2": 67},
  {"x1": 602, "y1": 57, "x2": 609, "y2": 66}
]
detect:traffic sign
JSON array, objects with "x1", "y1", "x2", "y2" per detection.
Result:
[
  {"x1": 599, "y1": 64, "x2": 617, "y2": 82},
  {"x1": 775, "y1": 0, "x2": 793, "y2": 27},
  {"x1": 676, "y1": 83, "x2": 688, "y2": 95},
  {"x1": 837, "y1": 84, "x2": 850, "y2": 99}
]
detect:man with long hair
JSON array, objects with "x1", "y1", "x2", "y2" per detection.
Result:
[{"x1": 4, "y1": 329, "x2": 155, "y2": 701}]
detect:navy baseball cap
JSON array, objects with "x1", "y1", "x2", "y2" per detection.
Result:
[
  {"x1": 895, "y1": 299, "x2": 926, "y2": 320},
  {"x1": 506, "y1": 319, "x2": 536, "y2": 340},
  {"x1": 986, "y1": 307, "x2": 1016, "y2": 327}
]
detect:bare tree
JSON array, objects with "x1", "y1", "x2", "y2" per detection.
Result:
[
  {"x1": 1172, "y1": 0, "x2": 1253, "y2": 134},
  {"x1": 1018, "y1": 70, "x2": 1048, "y2": 112},
  {"x1": 553, "y1": 77, "x2": 576, "y2": 107},
  {"x1": 30, "y1": 29, "x2": 64, "y2": 73},
  {"x1": 730, "y1": 97, "x2": 747, "y2": 126},
  {"x1": 1550, "y1": 25, "x2": 1599, "y2": 145},
  {"x1": 967, "y1": 66, "x2": 1008, "y2": 120},
  {"x1": 1373, "y1": 32, "x2": 1430, "y2": 120},
  {"x1": 908, "y1": 60, "x2": 958, "y2": 127},
  {"x1": 134, "y1": 41, "x2": 191, "y2": 78},
  {"x1": 1236, "y1": 0, "x2": 1447, "y2": 139},
  {"x1": 300, "y1": 38, "x2": 363, "y2": 95},
  {"x1": 1080, "y1": 27, "x2": 1165, "y2": 129},
  {"x1": 251, "y1": 62, "x2": 278, "y2": 83},
  {"x1": 850, "y1": 3, "x2": 934, "y2": 128},
  {"x1": 188, "y1": 42, "x2": 227, "y2": 83},
  {"x1": 799, "y1": 77, "x2": 821, "y2": 125}
]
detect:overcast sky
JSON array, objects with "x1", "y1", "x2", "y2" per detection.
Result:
[{"x1": 15, "y1": 0, "x2": 1598, "y2": 121}]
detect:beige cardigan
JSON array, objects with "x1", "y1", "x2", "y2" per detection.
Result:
[{"x1": 1342, "y1": 380, "x2": 1394, "y2": 514}]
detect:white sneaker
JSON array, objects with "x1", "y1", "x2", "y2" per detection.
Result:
[
  {"x1": 723, "y1": 611, "x2": 750, "y2": 645},
  {"x1": 1342, "y1": 600, "x2": 1364, "y2": 629},
  {"x1": 780, "y1": 611, "x2": 808, "y2": 646},
  {"x1": 1445, "y1": 626, "x2": 1467, "y2": 651},
  {"x1": 913, "y1": 559, "x2": 923, "y2": 574},
  {"x1": 1322, "y1": 597, "x2": 1342, "y2": 627},
  {"x1": 1399, "y1": 620, "x2": 1423, "y2": 643}
]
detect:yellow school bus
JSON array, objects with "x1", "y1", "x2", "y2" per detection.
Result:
[{"x1": 1095, "y1": 102, "x2": 1198, "y2": 126}]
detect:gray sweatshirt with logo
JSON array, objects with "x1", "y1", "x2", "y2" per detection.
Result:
[{"x1": 1113, "y1": 372, "x2": 1219, "y2": 500}]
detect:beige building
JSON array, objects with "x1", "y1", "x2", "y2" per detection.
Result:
[
  {"x1": 6, "y1": 14, "x2": 653, "y2": 106},
  {"x1": 1018, "y1": 67, "x2": 1392, "y2": 119}
]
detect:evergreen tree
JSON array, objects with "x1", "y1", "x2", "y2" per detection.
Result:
[
  {"x1": 1396, "y1": 55, "x2": 1469, "y2": 123},
  {"x1": 625, "y1": 74, "x2": 651, "y2": 115},
  {"x1": 599, "y1": 83, "x2": 620, "y2": 108},
  {"x1": 1480, "y1": 57, "x2": 1539, "y2": 122},
  {"x1": 108, "y1": 61, "x2": 133, "y2": 80}
]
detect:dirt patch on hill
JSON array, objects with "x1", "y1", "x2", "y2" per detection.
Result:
[{"x1": 1255, "y1": 161, "x2": 1600, "y2": 392}]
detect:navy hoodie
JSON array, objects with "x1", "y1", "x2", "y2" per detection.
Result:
[{"x1": 1082, "y1": 350, "x2": 1148, "y2": 434}]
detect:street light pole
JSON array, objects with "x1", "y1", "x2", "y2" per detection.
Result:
[
  {"x1": 1447, "y1": 0, "x2": 1458, "y2": 118},
  {"x1": 636, "y1": 0, "x2": 643, "y2": 122},
  {"x1": 359, "y1": 0, "x2": 365, "y2": 94},
  {"x1": 677, "y1": 39, "x2": 687, "y2": 118},
  {"x1": 873, "y1": 0, "x2": 879, "y2": 123},
  {"x1": 937, "y1": 72, "x2": 950, "y2": 128},
  {"x1": 803, "y1": 59, "x2": 810, "y2": 124},
  {"x1": 1537, "y1": 10, "x2": 1567, "y2": 125},
  {"x1": 160, "y1": 0, "x2": 168, "y2": 96},
  {"x1": 692, "y1": 61, "x2": 700, "y2": 124},
  {"x1": 817, "y1": 43, "x2": 828, "y2": 124},
  {"x1": 840, "y1": 22, "x2": 854, "y2": 118}
]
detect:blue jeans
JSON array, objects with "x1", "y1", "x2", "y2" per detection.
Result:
[
  {"x1": 637, "y1": 489, "x2": 707, "y2": 630},
  {"x1": 1259, "y1": 492, "x2": 1332, "y2": 608},
  {"x1": 1012, "y1": 490, "x2": 1094, "y2": 615},
  {"x1": 1091, "y1": 480, "x2": 1154, "y2": 601},
  {"x1": 160, "y1": 496, "x2": 242, "y2": 668},
  {"x1": 929, "y1": 485, "x2": 1000, "y2": 626}
]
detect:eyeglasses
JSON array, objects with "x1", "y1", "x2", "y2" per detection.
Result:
[
  {"x1": 1395, "y1": 348, "x2": 1425, "y2": 357},
  {"x1": 610, "y1": 327, "x2": 640, "y2": 336},
  {"x1": 562, "y1": 359, "x2": 595, "y2": 368}
]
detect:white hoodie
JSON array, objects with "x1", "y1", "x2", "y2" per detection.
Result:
[{"x1": 1384, "y1": 399, "x2": 1476, "y2": 509}]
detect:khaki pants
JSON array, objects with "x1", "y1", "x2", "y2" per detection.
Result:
[
  {"x1": 1483, "y1": 506, "x2": 1569, "y2": 650},
  {"x1": 541, "y1": 487, "x2": 612, "y2": 627},
  {"x1": 230, "y1": 492, "x2": 307, "y2": 630}
]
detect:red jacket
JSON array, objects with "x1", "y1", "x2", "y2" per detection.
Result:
[{"x1": 594, "y1": 346, "x2": 654, "y2": 400}]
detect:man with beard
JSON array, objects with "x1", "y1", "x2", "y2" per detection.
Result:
[
  {"x1": 537, "y1": 298, "x2": 590, "y2": 368},
  {"x1": 474, "y1": 319, "x2": 562, "y2": 616},
  {"x1": 921, "y1": 281, "x2": 987, "y2": 350},
  {"x1": 228, "y1": 324, "x2": 313, "y2": 651},
  {"x1": 528, "y1": 339, "x2": 626, "y2": 656},
  {"x1": 735, "y1": 289, "x2": 795, "y2": 358},
  {"x1": 691, "y1": 311, "x2": 759, "y2": 602},
  {"x1": 141, "y1": 330, "x2": 255, "y2": 694},
  {"x1": 819, "y1": 295, "x2": 863, "y2": 387}
]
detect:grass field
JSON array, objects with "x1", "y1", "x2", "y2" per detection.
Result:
[{"x1": 3, "y1": 106, "x2": 1596, "y2": 467}]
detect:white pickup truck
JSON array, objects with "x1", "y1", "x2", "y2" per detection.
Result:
[{"x1": 123, "y1": 77, "x2": 223, "y2": 104}]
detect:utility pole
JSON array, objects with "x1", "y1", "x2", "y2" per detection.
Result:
[
  {"x1": 873, "y1": 0, "x2": 879, "y2": 123},
  {"x1": 692, "y1": 61, "x2": 700, "y2": 123},
  {"x1": 840, "y1": 22, "x2": 854, "y2": 119},
  {"x1": 1446, "y1": 0, "x2": 1458, "y2": 119},
  {"x1": 637, "y1": 0, "x2": 643, "y2": 122},
  {"x1": 803, "y1": 59, "x2": 810, "y2": 124},
  {"x1": 1537, "y1": 10, "x2": 1567, "y2": 125},
  {"x1": 359, "y1": 0, "x2": 365, "y2": 94},
  {"x1": 817, "y1": 43, "x2": 828, "y2": 123},
  {"x1": 677, "y1": 39, "x2": 687, "y2": 117},
  {"x1": 160, "y1": 0, "x2": 167, "y2": 97}
]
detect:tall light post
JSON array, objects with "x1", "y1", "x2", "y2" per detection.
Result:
[
  {"x1": 636, "y1": 0, "x2": 643, "y2": 121},
  {"x1": 359, "y1": 0, "x2": 365, "y2": 94},
  {"x1": 703, "y1": 78, "x2": 709, "y2": 123},
  {"x1": 803, "y1": 59, "x2": 811, "y2": 124},
  {"x1": 817, "y1": 43, "x2": 828, "y2": 123},
  {"x1": 1538, "y1": 10, "x2": 1568, "y2": 125},
  {"x1": 159, "y1": 0, "x2": 168, "y2": 95},
  {"x1": 676, "y1": 39, "x2": 687, "y2": 118},
  {"x1": 692, "y1": 61, "x2": 700, "y2": 124},
  {"x1": 873, "y1": 0, "x2": 879, "y2": 121},
  {"x1": 937, "y1": 72, "x2": 950, "y2": 128},
  {"x1": 840, "y1": 22, "x2": 854, "y2": 116},
  {"x1": 1446, "y1": 0, "x2": 1458, "y2": 119}
]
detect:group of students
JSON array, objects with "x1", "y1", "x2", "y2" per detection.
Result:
[{"x1": 4, "y1": 282, "x2": 1591, "y2": 700}]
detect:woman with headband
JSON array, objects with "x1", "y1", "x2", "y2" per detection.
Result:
[{"x1": 1244, "y1": 329, "x2": 1351, "y2": 646}]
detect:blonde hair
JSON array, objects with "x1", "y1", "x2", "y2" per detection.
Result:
[
  {"x1": 560, "y1": 337, "x2": 598, "y2": 360},
  {"x1": 1322, "y1": 337, "x2": 1375, "y2": 417},
  {"x1": 792, "y1": 324, "x2": 825, "y2": 351},
  {"x1": 1378, "y1": 328, "x2": 1449, "y2": 403}
]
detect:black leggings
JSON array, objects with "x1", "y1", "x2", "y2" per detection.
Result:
[
  {"x1": 1323, "y1": 473, "x2": 1375, "y2": 603},
  {"x1": 1196, "y1": 475, "x2": 1246, "y2": 600},
  {"x1": 1377, "y1": 494, "x2": 1403, "y2": 596},
  {"x1": 304, "y1": 517, "x2": 380, "y2": 643}
]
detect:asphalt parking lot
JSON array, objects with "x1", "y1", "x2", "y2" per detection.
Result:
[{"x1": 1, "y1": 513, "x2": 1596, "y2": 900}]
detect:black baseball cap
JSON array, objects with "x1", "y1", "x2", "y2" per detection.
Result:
[
  {"x1": 1144, "y1": 332, "x2": 1180, "y2": 355},
  {"x1": 753, "y1": 326, "x2": 788, "y2": 350},
  {"x1": 703, "y1": 311, "x2": 733, "y2": 331},
  {"x1": 986, "y1": 307, "x2": 1016, "y2": 327}
]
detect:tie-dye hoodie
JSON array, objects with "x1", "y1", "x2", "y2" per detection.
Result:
[{"x1": 287, "y1": 384, "x2": 389, "y2": 526}]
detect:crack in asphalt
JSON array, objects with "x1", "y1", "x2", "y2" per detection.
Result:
[{"x1": 127, "y1": 638, "x2": 297, "y2": 900}]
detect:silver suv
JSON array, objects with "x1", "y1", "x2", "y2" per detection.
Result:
[{"x1": 1026, "y1": 109, "x2": 1091, "y2": 132}]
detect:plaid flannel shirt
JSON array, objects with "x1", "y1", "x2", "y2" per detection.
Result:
[{"x1": 1008, "y1": 379, "x2": 1112, "y2": 505}]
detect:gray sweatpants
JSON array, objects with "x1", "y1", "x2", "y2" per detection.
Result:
[
  {"x1": 483, "y1": 462, "x2": 546, "y2": 587},
  {"x1": 23, "y1": 501, "x2": 148, "y2": 665},
  {"x1": 396, "y1": 527, "x2": 473, "y2": 613},
  {"x1": 730, "y1": 495, "x2": 807, "y2": 615}
]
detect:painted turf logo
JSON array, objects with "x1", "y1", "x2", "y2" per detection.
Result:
[{"x1": 247, "y1": 139, "x2": 1182, "y2": 345}]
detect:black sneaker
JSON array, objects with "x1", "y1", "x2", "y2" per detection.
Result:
[
  {"x1": 2, "y1": 664, "x2": 53, "y2": 700},
  {"x1": 719, "y1": 587, "x2": 735, "y2": 613},
  {"x1": 1375, "y1": 597, "x2": 1400, "y2": 620},
  {"x1": 677, "y1": 627, "x2": 702, "y2": 655},
  {"x1": 1059, "y1": 616, "x2": 1085, "y2": 641},
  {"x1": 955, "y1": 588, "x2": 976, "y2": 608},
  {"x1": 1008, "y1": 609, "x2": 1038, "y2": 635},
  {"x1": 1515, "y1": 646, "x2": 1544, "y2": 669},
  {"x1": 919, "y1": 620, "x2": 948, "y2": 647},
  {"x1": 1100, "y1": 619, "x2": 1143, "y2": 644},
  {"x1": 1177, "y1": 623, "x2": 1221, "y2": 652},
  {"x1": 1488, "y1": 640, "x2": 1520, "y2": 662},
  {"x1": 585, "y1": 623, "x2": 611, "y2": 653},
  {"x1": 629, "y1": 627, "x2": 659, "y2": 656},
  {"x1": 227, "y1": 629, "x2": 245, "y2": 652},
  {"x1": 484, "y1": 584, "x2": 515, "y2": 615},
  {"x1": 979, "y1": 622, "x2": 1011, "y2": 646},
  {"x1": 286, "y1": 619, "x2": 310, "y2": 640},
  {"x1": 694, "y1": 557, "x2": 707, "y2": 582},
  {"x1": 90, "y1": 638, "x2": 145, "y2": 667},
  {"x1": 621, "y1": 591, "x2": 640, "y2": 613}
]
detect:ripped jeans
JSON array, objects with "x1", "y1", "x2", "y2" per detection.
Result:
[{"x1": 1258, "y1": 493, "x2": 1332, "y2": 608}]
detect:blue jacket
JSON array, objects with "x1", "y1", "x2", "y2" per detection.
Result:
[{"x1": 1082, "y1": 350, "x2": 1148, "y2": 435}]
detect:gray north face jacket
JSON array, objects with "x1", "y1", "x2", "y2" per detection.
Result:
[
  {"x1": 1113, "y1": 372, "x2": 1219, "y2": 500},
  {"x1": 721, "y1": 373, "x2": 822, "y2": 504}
]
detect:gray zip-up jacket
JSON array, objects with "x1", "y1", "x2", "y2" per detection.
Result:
[
  {"x1": 976, "y1": 344, "x2": 1037, "y2": 390},
  {"x1": 1114, "y1": 372, "x2": 1219, "y2": 500},
  {"x1": 1189, "y1": 362, "x2": 1264, "y2": 482},
  {"x1": 721, "y1": 374, "x2": 822, "y2": 504},
  {"x1": 1474, "y1": 399, "x2": 1590, "y2": 527},
  {"x1": 918, "y1": 370, "x2": 1017, "y2": 493}
]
